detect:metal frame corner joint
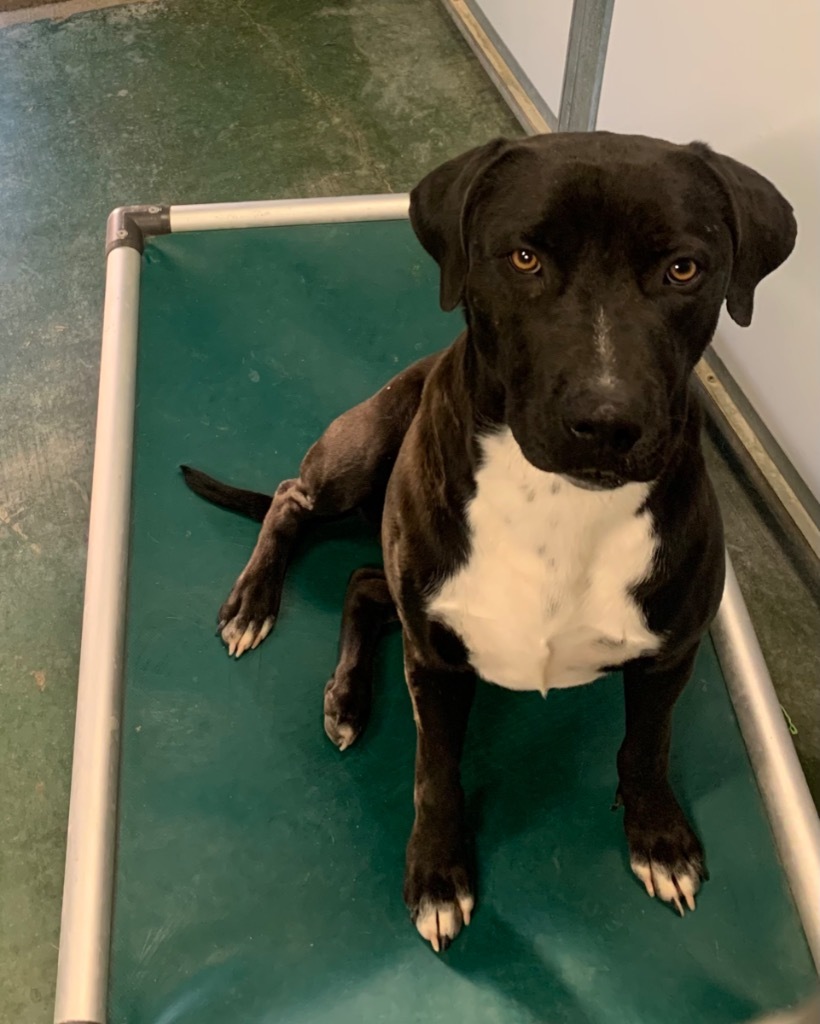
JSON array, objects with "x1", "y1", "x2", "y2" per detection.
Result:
[{"x1": 105, "y1": 204, "x2": 171, "y2": 257}]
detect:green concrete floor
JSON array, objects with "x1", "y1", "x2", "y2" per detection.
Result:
[{"x1": 0, "y1": 1, "x2": 816, "y2": 1020}]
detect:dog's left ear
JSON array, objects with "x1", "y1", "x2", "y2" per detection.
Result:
[
  {"x1": 410, "y1": 137, "x2": 511, "y2": 311},
  {"x1": 691, "y1": 143, "x2": 797, "y2": 327}
]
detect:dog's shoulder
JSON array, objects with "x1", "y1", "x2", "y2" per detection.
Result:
[{"x1": 636, "y1": 396, "x2": 725, "y2": 648}]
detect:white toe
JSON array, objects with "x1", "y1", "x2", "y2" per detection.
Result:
[
  {"x1": 458, "y1": 892, "x2": 475, "y2": 926},
  {"x1": 631, "y1": 858, "x2": 655, "y2": 898},
  {"x1": 415, "y1": 899, "x2": 461, "y2": 952},
  {"x1": 251, "y1": 617, "x2": 274, "y2": 649},
  {"x1": 221, "y1": 620, "x2": 243, "y2": 656},
  {"x1": 235, "y1": 622, "x2": 257, "y2": 657},
  {"x1": 330, "y1": 720, "x2": 355, "y2": 751},
  {"x1": 631, "y1": 857, "x2": 700, "y2": 914}
]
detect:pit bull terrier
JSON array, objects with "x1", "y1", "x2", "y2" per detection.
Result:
[{"x1": 182, "y1": 131, "x2": 796, "y2": 951}]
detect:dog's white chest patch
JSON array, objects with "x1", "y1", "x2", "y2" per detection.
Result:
[{"x1": 427, "y1": 429, "x2": 660, "y2": 693}]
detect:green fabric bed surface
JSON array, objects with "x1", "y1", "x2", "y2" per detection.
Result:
[{"x1": 110, "y1": 221, "x2": 816, "y2": 1024}]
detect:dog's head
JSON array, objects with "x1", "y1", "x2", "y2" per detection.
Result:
[{"x1": 410, "y1": 133, "x2": 796, "y2": 487}]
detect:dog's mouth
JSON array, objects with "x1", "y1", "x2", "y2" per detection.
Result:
[
  {"x1": 561, "y1": 468, "x2": 629, "y2": 491},
  {"x1": 510, "y1": 425, "x2": 663, "y2": 490}
]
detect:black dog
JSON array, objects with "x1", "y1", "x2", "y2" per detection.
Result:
[{"x1": 183, "y1": 132, "x2": 796, "y2": 952}]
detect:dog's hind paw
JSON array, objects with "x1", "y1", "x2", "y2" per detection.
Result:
[{"x1": 323, "y1": 669, "x2": 372, "y2": 750}]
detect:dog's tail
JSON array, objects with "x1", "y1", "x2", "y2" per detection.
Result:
[{"x1": 180, "y1": 465, "x2": 271, "y2": 522}]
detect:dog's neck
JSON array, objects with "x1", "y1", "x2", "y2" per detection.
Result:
[{"x1": 451, "y1": 328, "x2": 506, "y2": 429}]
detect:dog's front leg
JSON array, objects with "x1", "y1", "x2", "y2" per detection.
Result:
[
  {"x1": 617, "y1": 644, "x2": 707, "y2": 915},
  {"x1": 403, "y1": 648, "x2": 476, "y2": 952}
]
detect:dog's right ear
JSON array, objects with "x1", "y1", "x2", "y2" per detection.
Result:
[{"x1": 409, "y1": 138, "x2": 510, "y2": 311}]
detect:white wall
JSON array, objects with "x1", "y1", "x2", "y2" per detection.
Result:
[
  {"x1": 473, "y1": 0, "x2": 574, "y2": 119},
  {"x1": 596, "y1": 1, "x2": 820, "y2": 498}
]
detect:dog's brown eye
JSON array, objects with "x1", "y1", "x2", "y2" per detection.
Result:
[
  {"x1": 509, "y1": 249, "x2": 541, "y2": 274},
  {"x1": 666, "y1": 258, "x2": 700, "y2": 284}
]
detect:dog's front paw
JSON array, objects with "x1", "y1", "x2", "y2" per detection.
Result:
[
  {"x1": 623, "y1": 792, "x2": 707, "y2": 916},
  {"x1": 218, "y1": 572, "x2": 278, "y2": 657},
  {"x1": 404, "y1": 840, "x2": 475, "y2": 952}
]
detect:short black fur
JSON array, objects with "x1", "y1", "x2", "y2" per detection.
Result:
[{"x1": 182, "y1": 131, "x2": 796, "y2": 949}]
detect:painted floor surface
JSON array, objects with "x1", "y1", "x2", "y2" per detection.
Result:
[
  {"x1": 0, "y1": 1, "x2": 816, "y2": 1020},
  {"x1": 108, "y1": 223, "x2": 816, "y2": 1024}
]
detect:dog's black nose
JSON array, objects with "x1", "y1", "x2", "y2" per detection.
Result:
[{"x1": 564, "y1": 403, "x2": 643, "y2": 455}]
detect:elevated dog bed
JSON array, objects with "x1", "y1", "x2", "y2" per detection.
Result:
[{"x1": 54, "y1": 198, "x2": 820, "y2": 1024}]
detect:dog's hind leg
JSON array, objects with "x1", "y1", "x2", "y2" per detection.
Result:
[
  {"x1": 323, "y1": 567, "x2": 397, "y2": 750},
  {"x1": 186, "y1": 352, "x2": 439, "y2": 657}
]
